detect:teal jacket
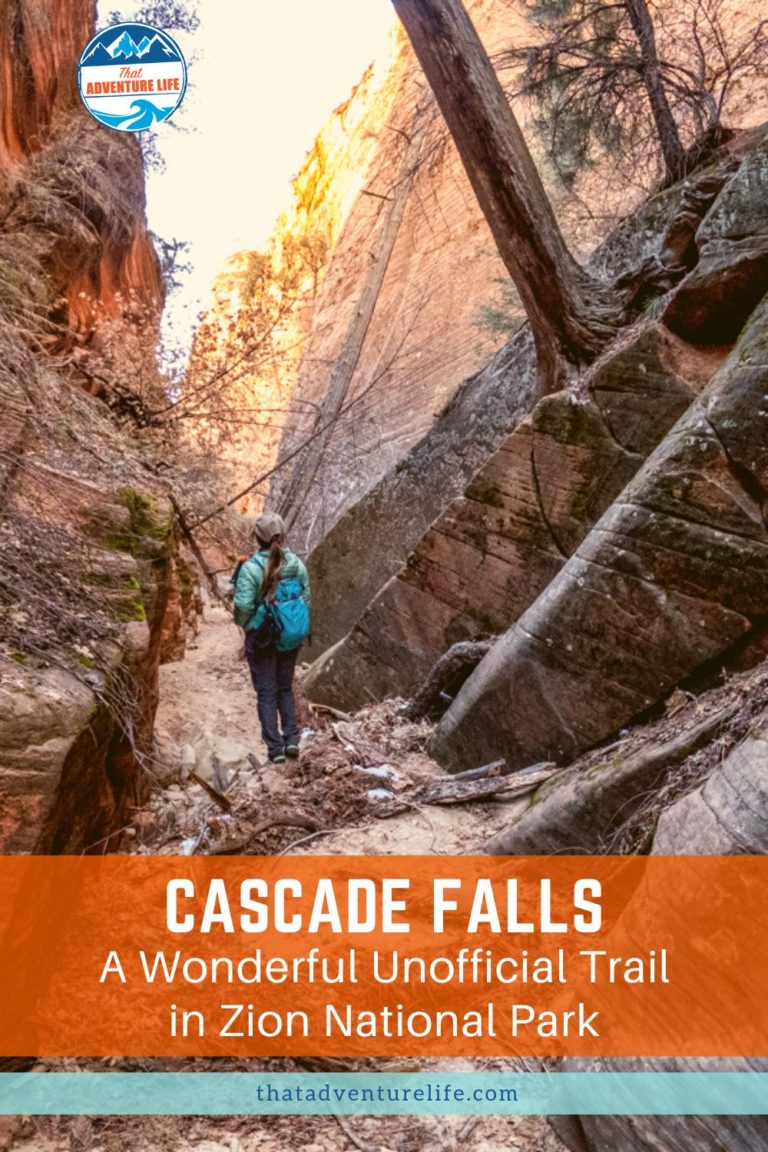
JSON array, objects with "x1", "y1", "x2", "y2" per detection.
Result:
[{"x1": 233, "y1": 548, "x2": 311, "y2": 631}]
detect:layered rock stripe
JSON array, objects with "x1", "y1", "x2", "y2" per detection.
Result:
[
  {"x1": 306, "y1": 324, "x2": 706, "y2": 709},
  {"x1": 434, "y1": 292, "x2": 768, "y2": 772}
]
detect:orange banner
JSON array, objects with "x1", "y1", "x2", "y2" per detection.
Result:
[{"x1": 0, "y1": 854, "x2": 765, "y2": 1057}]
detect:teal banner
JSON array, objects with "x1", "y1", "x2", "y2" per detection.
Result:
[{"x1": 1, "y1": 1072, "x2": 767, "y2": 1115}]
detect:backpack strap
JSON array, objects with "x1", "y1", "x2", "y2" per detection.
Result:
[
  {"x1": 230, "y1": 554, "x2": 248, "y2": 589},
  {"x1": 251, "y1": 553, "x2": 272, "y2": 604}
]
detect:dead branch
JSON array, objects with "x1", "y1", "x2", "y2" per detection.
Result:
[
  {"x1": 331, "y1": 722, "x2": 393, "y2": 768},
  {"x1": 333, "y1": 1114, "x2": 380, "y2": 1152},
  {"x1": 168, "y1": 492, "x2": 227, "y2": 604},
  {"x1": 403, "y1": 639, "x2": 496, "y2": 721},
  {"x1": 188, "y1": 770, "x2": 232, "y2": 812},
  {"x1": 250, "y1": 815, "x2": 321, "y2": 835},
  {"x1": 416, "y1": 762, "x2": 557, "y2": 806},
  {"x1": 210, "y1": 814, "x2": 324, "y2": 856},
  {"x1": 278, "y1": 829, "x2": 330, "y2": 856},
  {"x1": 375, "y1": 761, "x2": 557, "y2": 817},
  {"x1": 450, "y1": 759, "x2": 505, "y2": 781},
  {"x1": 310, "y1": 702, "x2": 354, "y2": 722}
]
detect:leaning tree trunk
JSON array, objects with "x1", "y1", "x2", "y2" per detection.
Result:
[
  {"x1": 625, "y1": 0, "x2": 687, "y2": 184},
  {"x1": 392, "y1": 0, "x2": 619, "y2": 394}
]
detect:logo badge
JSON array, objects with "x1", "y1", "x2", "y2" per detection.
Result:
[{"x1": 78, "y1": 21, "x2": 187, "y2": 132}]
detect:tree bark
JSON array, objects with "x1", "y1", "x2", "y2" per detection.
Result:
[
  {"x1": 625, "y1": 0, "x2": 687, "y2": 184},
  {"x1": 392, "y1": 0, "x2": 619, "y2": 393}
]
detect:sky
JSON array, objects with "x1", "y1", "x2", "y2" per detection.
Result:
[{"x1": 109, "y1": 0, "x2": 396, "y2": 348}]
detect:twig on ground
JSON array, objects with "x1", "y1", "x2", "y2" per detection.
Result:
[
  {"x1": 374, "y1": 763, "x2": 557, "y2": 817},
  {"x1": 458, "y1": 1116, "x2": 482, "y2": 1141},
  {"x1": 188, "y1": 769, "x2": 232, "y2": 812},
  {"x1": 333, "y1": 1114, "x2": 380, "y2": 1152},
  {"x1": 278, "y1": 829, "x2": 330, "y2": 856},
  {"x1": 191, "y1": 819, "x2": 209, "y2": 855},
  {"x1": 211, "y1": 814, "x2": 325, "y2": 855},
  {"x1": 310, "y1": 702, "x2": 353, "y2": 722},
  {"x1": 251, "y1": 815, "x2": 321, "y2": 835}
]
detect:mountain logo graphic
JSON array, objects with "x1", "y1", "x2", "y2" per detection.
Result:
[{"x1": 77, "y1": 21, "x2": 187, "y2": 133}]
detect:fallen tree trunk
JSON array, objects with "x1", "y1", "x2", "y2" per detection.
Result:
[
  {"x1": 376, "y1": 761, "x2": 557, "y2": 817},
  {"x1": 417, "y1": 762, "x2": 556, "y2": 806}
]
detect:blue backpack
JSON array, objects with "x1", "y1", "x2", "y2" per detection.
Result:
[{"x1": 248, "y1": 557, "x2": 310, "y2": 653}]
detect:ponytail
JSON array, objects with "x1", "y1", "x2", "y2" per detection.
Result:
[{"x1": 260, "y1": 534, "x2": 284, "y2": 602}]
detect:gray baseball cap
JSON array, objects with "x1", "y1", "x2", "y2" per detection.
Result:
[{"x1": 252, "y1": 511, "x2": 286, "y2": 543}]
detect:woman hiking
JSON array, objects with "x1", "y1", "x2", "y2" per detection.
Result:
[{"x1": 233, "y1": 512, "x2": 311, "y2": 764}]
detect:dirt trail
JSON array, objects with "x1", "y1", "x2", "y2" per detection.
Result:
[
  {"x1": 154, "y1": 608, "x2": 525, "y2": 856},
  {"x1": 156, "y1": 604, "x2": 268, "y2": 759},
  {"x1": 10, "y1": 609, "x2": 565, "y2": 1152}
]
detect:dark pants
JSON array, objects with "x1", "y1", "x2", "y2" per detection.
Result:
[{"x1": 244, "y1": 635, "x2": 300, "y2": 759}]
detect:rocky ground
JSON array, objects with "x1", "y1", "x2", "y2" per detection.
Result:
[
  {"x1": 144, "y1": 605, "x2": 526, "y2": 858},
  {"x1": 4, "y1": 607, "x2": 564, "y2": 1152},
  {"x1": 7, "y1": 1103, "x2": 564, "y2": 1152},
  {"x1": 8, "y1": 569, "x2": 768, "y2": 1152}
]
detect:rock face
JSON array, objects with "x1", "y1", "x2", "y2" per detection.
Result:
[
  {"x1": 0, "y1": 441, "x2": 182, "y2": 853},
  {"x1": 485, "y1": 703, "x2": 734, "y2": 855},
  {"x1": 652, "y1": 707, "x2": 768, "y2": 855},
  {"x1": 266, "y1": 5, "x2": 534, "y2": 551},
  {"x1": 664, "y1": 136, "x2": 768, "y2": 343},
  {"x1": 307, "y1": 329, "x2": 538, "y2": 657},
  {"x1": 0, "y1": 0, "x2": 93, "y2": 166},
  {"x1": 305, "y1": 144, "x2": 740, "y2": 659},
  {"x1": 555, "y1": 704, "x2": 768, "y2": 1152},
  {"x1": 0, "y1": 0, "x2": 162, "y2": 341},
  {"x1": 434, "y1": 292, "x2": 768, "y2": 772},
  {"x1": 188, "y1": 14, "x2": 514, "y2": 538},
  {"x1": 306, "y1": 324, "x2": 710, "y2": 708},
  {"x1": 0, "y1": 0, "x2": 184, "y2": 853}
]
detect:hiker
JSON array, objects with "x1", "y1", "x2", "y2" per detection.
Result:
[{"x1": 233, "y1": 512, "x2": 311, "y2": 764}]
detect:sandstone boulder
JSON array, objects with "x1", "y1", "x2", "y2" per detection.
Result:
[
  {"x1": 558, "y1": 1059, "x2": 768, "y2": 1152},
  {"x1": 307, "y1": 329, "x2": 539, "y2": 658},
  {"x1": 306, "y1": 145, "x2": 740, "y2": 660},
  {"x1": 306, "y1": 324, "x2": 705, "y2": 709},
  {"x1": 434, "y1": 294, "x2": 768, "y2": 772},
  {"x1": 652, "y1": 711, "x2": 768, "y2": 854},
  {"x1": 556, "y1": 706, "x2": 768, "y2": 1152},
  {"x1": 0, "y1": 660, "x2": 98, "y2": 853},
  {"x1": 485, "y1": 704, "x2": 734, "y2": 855},
  {"x1": 191, "y1": 730, "x2": 253, "y2": 784},
  {"x1": 664, "y1": 138, "x2": 768, "y2": 343}
]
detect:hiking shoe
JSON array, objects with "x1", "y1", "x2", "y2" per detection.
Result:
[
  {"x1": 269, "y1": 753, "x2": 287, "y2": 764},
  {"x1": 285, "y1": 744, "x2": 300, "y2": 760}
]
